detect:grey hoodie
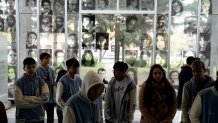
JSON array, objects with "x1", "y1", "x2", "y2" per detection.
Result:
[{"x1": 63, "y1": 70, "x2": 105, "y2": 123}]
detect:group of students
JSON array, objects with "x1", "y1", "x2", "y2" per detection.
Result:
[{"x1": 1, "y1": 54, "x2": 218, "y2": 123}]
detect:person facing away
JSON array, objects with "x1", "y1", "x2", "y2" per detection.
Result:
[
  {"x1": 55, "y1": 69, "x2": 67, "y2": 123},
  {"x1": 36, "y1": 52, "x2": 55, "y2": 123},
  {"x1": 14, "y1": 57, "x2": 49, "y2": 123},
  {"x1": 181, "y1": 60, "x2": 214, "y2": 123},
  {"x1": 177, "y1": 56, "x2": 196, "y2": 109},
  {"x1": 139, "y1": 64, "x2": 177, "y2": 123},
  {"x1": 63, "y1": 70, "x2": 104, "y2": 123},
  {"x1": 104, "y1": 61, "x2": 136, "y2": 123},
  {"x1": 56, "y1": 58, "x2": 82, "y2": 114},
  {"x1": 189, "y1": 71, "x2": 218, "y2": 123},
  {"x1": 0, "y1": 101, "x2": 8, "y2": 123}
]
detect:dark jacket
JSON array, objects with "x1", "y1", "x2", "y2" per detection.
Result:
[
  {"x1": 177, "y1": 64, "x2": 193, "y2": 109},
  {"x1": 0, "y1": 101, "x2": 7, "y2": 123}
]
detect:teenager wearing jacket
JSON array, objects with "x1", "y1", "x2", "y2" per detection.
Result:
[
  {"x1": 36, "y1": 52, "x2": 55, "y2": 123},
  {"x1": 104, "y1": 61, "x2": 136, "y2": 123},
  {"x1": 56, "y1": 58, "x2": 82, "y2": 115},
  {"x1": 139, "y1": 64, "x2": 177, "y2": 123},
  {"x1": 14, "y1": 57, "x2": 49, "y2": 123},
  {"x1": 63, "y1": 70, "x2": 104, "y2": 123},
  {"x1": 181, "y1": 60, "x2": 214, "y2": 123}
]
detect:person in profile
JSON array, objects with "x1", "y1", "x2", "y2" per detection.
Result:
[
  {"x1": 53, "y1": 16, "x2": 65, "y2": 33},
  {"x1": 26, "y1": 31, "x2": 37, "y2": 48},
  {"x1": 97, "y1": 0, "x2": 108, "y2": 10},
  {"x1": 96, "y1": 32, "x2": 109, "y2": 50},
  {"x1": 82, "y1": 0, "x2": 95, "y2": 10},
  {"x1": 53, "y1": 0, "x2": 65, "y2": 15},
  {"x1": 126, "y1": 0, "x2": 139, "y2": 10},
  {"x1": 5, "y1": 15, "x2": 16, "y2": 32},
  {"x1": 4, "y1": 0, "x2": 16, "y2": 15},
  {"x1": 0, "y1": 17, "x2": 4, "y2": 31},
  {"x1": 68, "y1": 0, "x2": 79, "y2": 14},
  {"x1": 81, "y1": 50, "x2": 95, "y2": 67},
  {"x1": 41, "y1": 0, "x2": 53, "y2": 15},
  {"x1": 82, "y1": 15, "x2": 95, "y2": 33},
  {"x1": 126, "y1": 15, "x2": 138, "y2": 33},
  {"x1": 98, "y1": 68, "x2": 108, "y2": 84},
  {"x1": 40, "y1": 15, "x2": 52, "y2": 33}
]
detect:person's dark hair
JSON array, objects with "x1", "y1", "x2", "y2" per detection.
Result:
[
  {"x1": 56, "y1": 69, "x2": 67, "y2": 83},
  {"x1": 126, "y1": 15, "x2": 138, "y2": 26},
  {"x1": 113, "y1": 61, "x2": 128, "y2": 72},
  {"x1": 27, "y1": 31, "x2": 37, "y2": 39},
  {"x1": 6, "y1": 15, "x2": 15, "y2": 26},
  {"x1": 55, "y1": 16, "x2": 64, "y2": 23},
  {"x1": 23, "y1": 57, "x2": 36, "y2": 67},
  {"x1": 40, "y1": 52, "x2": 51, "y2": 60},
  {"x1": 41, "y1": 0, "x2": 51, "y2": 6},
  {"x1": 67, "y1": 0, "x2": 79, "y2": 12},
  {"x1": 66, "y1": 58, "x2": 80, "y2": 69},
  {"x1": 126, "y1": 0, "x2": 139, "y2": 8},
  {"x1": 144, "y1": 64, "x2": 175, "y2": 107},
  {"x1": 171, "y1": 0, "x2": 183, "y2": 16},
  {"x1": 54, "y1": 50, "x2": 64, "y2": 57},
  {"x1": 98, "y1": 68, "x2": 106, "y2": 73},
  {"x1": 186, "y1": 56, "x2": 195, "y2": 65},
  {"x1": 98, "y1": 0, "x2": 108, "y2": 6},
  {"x1": 81, "y1": 50, "x2": 95, "y2": 66},
  {"x1": 191, "y1": 60, "x2": 205, "y2": 70}
]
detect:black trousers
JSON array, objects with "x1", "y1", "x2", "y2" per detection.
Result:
[
  {"x1": 26, "y1": 121, "x2": 44, "y2": 123},
  {"x1": 44, "y1": 103, "x2": 54, "y2": 123},
  {"x1": 105, "y1": 119, "x2": 114, "y2": 123},
  {"x1": 56, "y1": 109, "x2": 63, "y2": 123}
]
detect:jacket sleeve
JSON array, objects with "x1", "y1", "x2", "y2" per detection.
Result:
[
  {"x1": 63, "y1": 105, "x2": 76, "y2": 123},
  {"x1": 56, "y1": 82, "x2": 65, "y2": 108},
  {"x1": 104, "y1": 83, "x2": 111, "y2": 119},
  {"x1": 189, "y1": 95, "x2": 201, "y2": 123},
  {"x1": 181, "y1": 83, "x2": 190, "y2": 122},
  {"x1": 14, "y1": 84, "x2": 47, "y2": 108},
  {"x1": 161, "y1": 89, "x2": 177, "y2": 123},
  {"x1": 0, "y1": 101, "x2": 8, "y2": 123},
  {"x1": 128, "y1": 87, "x2": 136, "y2": 121},
  {"x1": 139, "y1": 83, "x2": 158, "y2": 122}
]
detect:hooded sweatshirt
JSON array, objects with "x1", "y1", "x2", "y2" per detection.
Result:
[{"x1": 63, "y1": 70, "x2": 104, "y2": 123}]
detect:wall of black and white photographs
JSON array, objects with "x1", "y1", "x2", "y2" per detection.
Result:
[{"x1": 1, "y1": 0, "x2": 218, "y2": 99}]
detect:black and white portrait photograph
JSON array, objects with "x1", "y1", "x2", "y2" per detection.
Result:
[
  {"x1": 82, "y1": 32, "x2": 95, "y2": 49},
  {"x1": 82, "y1": 0, "x2": 95, "y2": 10},
  {"x1": 41, "y1": 0, "x2": 53, "y2": 15},
  {"x1": 0, "y1": 17, "x2": 4, "y2": 31},
  {"x1": 53, "y1": 16, "x2": 65, "y2": 33},
  {"x1": 97, "y1": 0, "x2": 109, "y2": 10},
  {"x1": 67, "y1": 33, "x2": 78, "y2": 49},
  {"x1": 26, "y1": 49, "x2": 37, "y2": 60},
  {"x1": 25, "y1": 0, "x2": 37, "y2": 12},
  {"x1": 126, "y1": 15, "x2": 138, "y2": 33},
  {"x1": 53, "y1": 0, "x2": 65, "y2": 15},
  {"x1": 156, "y1": 33, "x2": 168, "y2": 50},
  {"x1": 184, "y1": 16, "x2": 197, "y2": 34},
  {"x1": 67, "y1": 49, "x2": 78, "y2": 59},
  {"x1": 5, "y1": 15, "x2": 16, "y2": 32},
  {"x1": 171, "y1": 0, "x2": 183, "y2": 16},
  {"x1": 68, "y1": 0, "x2": 79, "y2": 14},
  {"x1": 126, "y1": 67, "x2": 138, "y2": 85},
  {"x1": 5, "y1": 0, "x2": 16, "y2": 15},
  {"x1": 126, "y1": 0, "x2": 139, "y2": 10},
  {"x1": 141, "y1": 0, "x2": 154, "y2": 10},
  {"x1": 81, "y1": 50, "x2": 95, "y2": 67},
  {"x1": 199, "y1": 33, "x2": 211, "y2": 52},
  {"x1": 54, "y1": 49, "x2": 65, "y2": 68},
  {"x1": 156, "y1": 14, "x2": 168, "y2": 33},
  {"x1": 26, "y1": 31, "x2": 37, "y2": 49},
  {"x1": 8, "y1": 48, "x2": 17, "y2": 66},
  {"x1": 82, "y1": 14, "x2": 95, "y2": 33},
  {"x1": 96, "y1": 32, "x2": 109, "y2": 50},
  {"x1": 40, "y1": 15, "x2": 52, "y2": 33}
]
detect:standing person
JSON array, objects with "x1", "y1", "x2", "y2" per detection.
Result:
[
  {"x1": 0, "y1": 101, "x2": 8, "y2": 123},
  {"x1": 189, "y1": 71, "x2": 218, "y2": 123},
  {"x1": 56, "y1": 58, "x2": 82, "y2": 118},
  {"x1": 63, "y1": 70, "x2": 104, "y2": 123},
  {"x1": 36, "y1": 52, "x2": 55, "y2": 123},
  {"x1": 177, "y1": 56, "x2": 196, "y2": 109},
  {"x1": 139, "y1": 64, "x2": 177, "y2": 123},
  {"x1": 104, "y1": 61, "x2": 136, "y2": 123},
  {"x1": 55, "y1": 69, "x2": 67, "y2": 123},
  {"x1": 181, "y1": 60, "x2": 214, "y2": 123},
  {"x1": 14, "y1": 57, "x2": 49, "y2": 123}
]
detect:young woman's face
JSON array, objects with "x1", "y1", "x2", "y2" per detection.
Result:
[
  {"x1": 152, "y1": 68, "x2": 163, "y2": 83},
  {"x1": 68, "y1": 35, "x2": 77, "y2": 47},
  {"x1": 28, "y1": 33, "x2": 37, "y2": 44},
  {"x1": 8, "y1": 68, "x2": 15, "y2": 80}
]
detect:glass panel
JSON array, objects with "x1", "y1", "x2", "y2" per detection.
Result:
[
  {"x1": 157, "y1": 0, "x2": 169, "y2": 14},
  {"x1": 82, "y1": 0, "x2": 95, "y2": 10},
  {"x1": 19, "y1": 0, "x2": 37, "y2": 14},
  {"x1": 119, "y1": 0, "x2": 139, "y2": 10},
  {"x1": 67, "y1": 0, "x2": 79, "y2": 14},
  {"x1": 96, "y1": 0, "x2": 117, "y2": 10},
  {"x1": 140, "y1": 0, "x2": 154, "y2": 11}
]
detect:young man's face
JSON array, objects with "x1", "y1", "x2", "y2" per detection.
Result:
[
  {"x1": 28, "y1": 33, "x2": 37, "y2": 44},
  {"x1": 113, "y1": 69, "x2": 125, "y2": 81},
  {"x1": 68, "y1": 65, "x2": 79, "y2": 77},
  {"x1": 41, "y1": 56, "x2": 50, "y2": 66},
  {"x1": 98, "y1": 70, "x2": 106, "y2": 79},
  {"x1": 41, "y1": 18, "x2": 51, "y2": 32},
  {"x1": 192, "y1": 67, "x2": 205, "y2": 81},
  {"x1": 88, "y1": 84, "x2": 104, "y2": 101},
  {"x1": 8, "y1": 50, "x2": 16, "y2": 64},
  {"x1": 42, "y1": 2, "x2": 51, "y2": 13},
  {"x1": 24, "y1": 64, "x2": 36, "y2": 77},
  {"x1": 55, "y1": 17, "x2": 64, "y2": 29}
]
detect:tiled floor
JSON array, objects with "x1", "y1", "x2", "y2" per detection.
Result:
[{"x1": 6, "y1": 106, "x2": 182, "y2": 123}]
